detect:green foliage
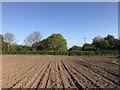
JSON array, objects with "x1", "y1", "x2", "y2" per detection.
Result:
[
  {"x1": 1, "y1": 32, "x2": 119, "y2": 57},
  {"x1": 104, "y1": 35, "x2": 115, "y2": 49},
  {"x1": 45, "y1": 33, "x2": 67, "y2": 51},
  {"x1": 92, "y1": 35, "x2": 120, "y2": 50},
  {"x1": 82, "y1": 43, "x2": 96, "y2": 51},
  {"x1": 69, "y1": 45, "x2": 81, "y2": 51},
  {"x1": 33, "y1": 33, "x2": 68, "y2": 51},
  {"x1": 0, "y1": 34, "x2": 3, "y2": 54},
  {"x1": 0, "y1": 34, "x2": 3, "y2": 49},
  {"x1": 33, "y1": 40, "x2": 45, "y2": 50}
]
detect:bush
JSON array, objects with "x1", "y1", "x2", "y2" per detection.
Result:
[{"x1": 1, "y1": 49, "x2": 119, "y2": 57}]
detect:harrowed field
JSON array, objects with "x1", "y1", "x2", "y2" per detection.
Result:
[{"x1": 2, "y1": 55, "x2": 120, "y2": 89}]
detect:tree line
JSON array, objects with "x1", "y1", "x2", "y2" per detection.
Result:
[{"x1": 0, "y1": 31, "x2": 120, "y2": 56}]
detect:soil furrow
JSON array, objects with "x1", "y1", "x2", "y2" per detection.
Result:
[
  {"x1": 73, "y1": 60, "x2": 120, "y2": 88},
  {"x1": 77, "y1": 60, "x2": 120, "y2": 84},
  {"x1": 35, "y1": 61, "x2": 51, "y2": 89},
  {"x1": 8, "y1": 63, "x2": 38, "y2": 89},
  {"x1": 29, "y1": 61, "x2": 50, "y2": 88},
  {"x1": 84, "y1": 60, "x2": 119, "y2": 75},
  {"x1": 23, "y1": 60, "x2": 47, "y2": 88},
  {"x1": 60, "y1": 60, "x2": 84, "y2": 89},
  {"x1": 59, "y1": 60, "x2": 77, "y2": 88},
  {"x1": 62, "y1": 60, "x2": 99, "y2": 88},
  {"x1": 39, "y1": 61, "x2": 52, "y2": 88},
  {"x1": 72, "y1": 60, "x2": 120, "y2": 88},
  {"x1": 2, "y1": 55, "x2": 119, "y2": 89}
]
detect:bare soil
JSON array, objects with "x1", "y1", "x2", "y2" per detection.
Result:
[{"x1": 2, "y1": 55, "x2": 120, "y2": 89}]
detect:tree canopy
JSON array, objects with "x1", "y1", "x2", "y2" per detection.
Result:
[
  {"x1": 33, "y1": 33, "x2": 68, "y2": 51},
  {"x1": 1, "y1": 32, "x2": 120, "y2": 56},
  {"x1": 69, "y1": 45, "x2": 81, "y2": 51},
  {"x1": 92, "y1": 35, "x2": 120, "y2": 50}
]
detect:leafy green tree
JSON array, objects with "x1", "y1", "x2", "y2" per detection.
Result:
[
  {"x1": 92, "y1": 35, "x2": 120, "y2": 50},
  {"x1": 114, "y1": 39, "x2": 120, "y2": 49},
  {"x1": 45, "y1": 33, "x2": 67, "y2": 51},
  {"x1": 92, "y1": 36, "x2": 103, "y2": 49},
  {"x1": 33, "y1": 33, "x2": 67, "y2": 52},
  {"x1": 99, "y1": 39, "x2": 109, "y2": 49},
  {"x1": 69, "y1": 45, "x2": 81, "y2": 51},
  {"x1": 82, "y1": 43, "x2": 96, "y2": 51},
  {"x1": 0, "y1": 34, "x2": 3, "y2": 41},
  {"x1": 0, "y1": 34, "x2": 3, "y2": 53},
  {"x1": 92, "y1": 36, "x2": 109, "y2": 50},
  {"x1": 104, "y1": 35, "x2": 116, "y2": 49},
  {"x1": 32, "y1": 40, "x2": 45, "y2": 50}
]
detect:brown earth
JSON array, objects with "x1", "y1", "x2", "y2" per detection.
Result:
[{"x1": 2, "y1": 55, "x2": 120, "y2": 89}]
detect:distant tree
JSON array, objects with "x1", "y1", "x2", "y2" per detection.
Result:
[
  {"x1": 104, "y1": 35, "x2": 114, "y2": 41},
  {"x1": 24, "y1": 31, "x2": 42, "y2": 46},
  {"x1": 0, "y1": 34, "x2": 3, "y2": 51},
  {"x1": 34, "y1": 33, "x2": 67, "y2": 53},
  {"x1": 3, "y1": 32, "x2": 16, "y2": 51},
  {"x1": 92, "y1": 36, "x2": 102, "y2": 49},
  {"x1": 32, "y1": 40, "x2": 45, "y2": 50},
  {"x1": 44, "y1": 33, "x2": 67, "y2": 52},
  {"x1": 69, "y1": 45, "x2": 81, "y2": 51},
  {"x1": 0, "y1": 34, "x2": 3, "y2": 42},
  {"x1": 113, "y1": 39, "x2": 120, "y2": 50},
  {"x1": 82, "y1": 43, "x2": 96, "y2": 51},
  {"x1": 0, "y1": 34, "x2": 3, "y2": 41},
  {"x1": 99, "y1": 39, "x2": 109, "y2": 49},
  {"x1": 104, "y1": 35, "x2": 115, "y2": 49},
  {"x1": 92, "y1": 35, "x2": 120, "y2": 50},
  {"x1": 92, "y1": 36, "x2": 109, "y2": 49}
]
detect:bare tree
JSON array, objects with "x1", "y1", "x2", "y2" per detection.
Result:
[
  {"x1": 3, "y1": 32, "x2": 16, "y2": 51},
  {"x1": 24, "y1": 31, "x2": 42, "y2": 46}
]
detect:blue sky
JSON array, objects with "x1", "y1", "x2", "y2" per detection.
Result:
[{"x1": 2, "y1": 2, "x2": 118, "y2": 48}]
